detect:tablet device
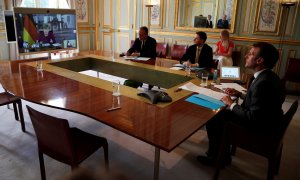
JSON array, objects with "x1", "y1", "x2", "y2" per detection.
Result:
[{"x1": 220, "y1": 66, "x2": 240, "y2": 80}]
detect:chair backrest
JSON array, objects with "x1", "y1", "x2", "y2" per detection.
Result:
[
  {"x1": 27, "y1": 106, "x2": 74, "y2": 161},
  {"x1": 130, "y1": 40, "x2": 135, "y2": 48},
  {"x1": 156, "y1": 42, "x2": 168, "y2": 58},
  {"x1": 171, "y1": 44, "x2": 188, "y2": 60},
  {"x1": 283, "y1": 58, "x2": 300, "y2": 83},
  {"x1": 279, "y1": 100, "x2": 298, "y2": 139},
  {"x1": 232, "y1": 51, "x2": 241, "y2": 66}
]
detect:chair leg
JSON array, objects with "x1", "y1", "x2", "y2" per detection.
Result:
[
  {"x1": 17, "y1": 100, "x2": 26, "y2": 132},
  {"x1": 231, "y1": 145, "x2": 237, "y2": 156},
  {"x1": 267, "y1": 158, "x2": 275, "y2": 180},
  {"x1": 275, "y1": 146, "x2": 283, "y2": 175},
  {"x1": 38, "y1": 150, "x2": 46, "y2": 180},
  {"x1": 13, "y1": 103, "x2": 19, "y2": 121},
  {"x1": 103, "y1": 143, "x2": 109, "y2": 171}
]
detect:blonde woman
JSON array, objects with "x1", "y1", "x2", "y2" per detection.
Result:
[{"x1": 214, "y1": 30, "x2": 234, "y2": 69}]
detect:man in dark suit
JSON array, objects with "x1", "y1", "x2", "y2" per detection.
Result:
[
  {"x1": 206, "y1": 15, "x2": 213, "y2": 28},
  {"x1": 126, "y1": 26, "x2": 157, "y2": 58},
  {"x1": 197, "y1": 42, "x2": 285, "y2": 166},
  {"x1": 181, "y1": 31, "x2": 213, "y2": 68},
  {"x1": 217, "y1": 14, "x2": 229, "y2": 29}
]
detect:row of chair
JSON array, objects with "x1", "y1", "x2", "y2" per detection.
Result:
[
  {"x1": 1, "y1": 90, "x2": 108, "y2": 180},
  {"x1": 131, "y1": 40, "x2": 242, "y2": 67}
]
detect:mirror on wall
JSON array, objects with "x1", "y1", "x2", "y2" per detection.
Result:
[{"x1": 175, "y1": 0, "x2": 237, "y2": 32}]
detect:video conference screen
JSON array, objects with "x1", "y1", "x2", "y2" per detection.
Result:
[{"x1": 14, "y1": 7, "x2": 77, "y2": 54}]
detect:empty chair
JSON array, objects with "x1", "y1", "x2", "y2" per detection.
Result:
[
  {"x1": 282, "y1": 58, "x2": 300, "y2": 95},
  {"x1": 0, "y1": 91, "x2": 25, "y2": 132},
  {"x1": 27, "y1": 106, "x2": 108, "y2": 180},
  {"x1": 170, "y1": 44, "x2": 188, "y2": 60},
  {"x1": 156, "y1": 42, "x2": 168, "y2": 58},
  {"x1": 214, "y1": 100, "x2": 298, "y2": 180}
]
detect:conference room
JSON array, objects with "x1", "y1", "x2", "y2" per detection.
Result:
[{"x1": 0, "y1": 0, "x2": 300, "y2": 180}]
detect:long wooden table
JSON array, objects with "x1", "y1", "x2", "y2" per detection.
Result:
[{"x1": 0, "y1": 52, "x2": 223, "y2": 179}]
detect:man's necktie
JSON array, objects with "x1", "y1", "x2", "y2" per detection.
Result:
[
  {"x1": 195, "y1": 46, "x2": 200, "y2": 64},
  {"x1": 141, "y1": 40, "x2": 145, "y2": 50}
]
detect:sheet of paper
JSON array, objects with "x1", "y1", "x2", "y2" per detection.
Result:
[
  {"x1": 179, "y1": 82, "x2": 227, "y2": 100},
  {"x1": 214, "y1": 83, "x2": 246, "y2": 92},
  {"x1": 173, "y1": 64, "x2": 185, "y2": 68},
  {"x1": 135, "y1": 57, "x2": 150, "y2": 61},
  {"x1": 169, "y1": 67, "x2": 183, "y2": 70},
  {"x1": 123, "y1": 56, "x2": 137, "y2": 60}
]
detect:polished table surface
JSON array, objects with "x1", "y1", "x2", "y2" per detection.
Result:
[{"x1": 0, "y1": 52, "x2": 222, "y2": 153}]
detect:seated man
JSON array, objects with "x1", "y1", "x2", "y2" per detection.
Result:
[
  {"x1": 126, "y1": 26, "x2": 156, "y2": 58},
  {"x1": 206, "y1": 15, "x2": 213, "y2": 28},
  {"x1": 181, "y1": 31, "x2": 213, "y2": 68},
  {"x1": 125, "y1": 26, "x2": 157, "y2": 90},
  {"x1": 217, "y1": 15, "x2": 229, "y2": 29},
  {"x1": 197, "y1": 42, "x2": 285, "y2": 167}
]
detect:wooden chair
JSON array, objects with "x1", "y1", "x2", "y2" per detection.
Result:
[
  {"x1": 170, "y1": 44, "x2": 188, "y2": 60},
  {"x1": 27, "y1": 106, "x2": 109, "y2": 180},
  {"x1": 214, "y1": 100, "x2": 298, "y2": 180},
  {"x1": 232, "y1": 51, "x2": 241, "y2": 66},
  {"x1": 282, "y1": 58, "x2": 300, "y2": 95},
  {"x1": 0, "y1": 91, "x2": 25, "y2": 132},
  {"x1": 130, "y1": 40, "x2": 135, "y2": 48},
  {"x1": 156, "y1": 42, "x2": 168, "y2": 58}
]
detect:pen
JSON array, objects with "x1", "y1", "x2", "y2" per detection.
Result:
[
  {"x1": 174, "y1": 88, "x2": 182, "y2": 92},
  {"x1": 106, "y1": 107, "x2": 121, "y2": 112}
]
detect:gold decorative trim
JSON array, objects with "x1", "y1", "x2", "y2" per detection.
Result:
[
  {"x1": 174, "y1": 0, "x2": 237, "y2": 33},
  {"x1": 274, "y1": 49, "x2": 283, "y2": 75},
  {"x1": 286, "y1": 2, "x2": 299, "y2": 37},
  {"x1": 116, "y1": 32, "x2": 129, "y2": 53},
  {"x1": 95, "y1": 0, "x2": 100, "y2": 50},
  {"x1": 76, "y1": 0, "x2": 91, "y2": 25},
  {"x1": 102, "y1": 32, "x2": 112, "y2": 51},
  {"x1": 150, "y1": 31, "x2": 300, "y2": 45},
  {"x1": 117, "y1": 0, "x2": 130, "y2": 30},
  {"x1": 102, "y1": 0, "x2": 112, "y2": 29},
  {"x1": 78, "y1": 27, "x2": 96, "y2": 31},
  {"x1": 288, "y1": 50, "x2": 296, "y2": 58},
  {"x1": 78, "y1": 32, "x2": 91, "y2": 51},
  {"x1": 253, "y1": 0, "x2": 282, "y2": 36},
  {"x1": 241, "y1": 0, "x2": 254, "y2": 34}
]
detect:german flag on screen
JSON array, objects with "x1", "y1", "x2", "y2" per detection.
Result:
[{"x1": 23, "y1": 15, "x2": 38, "y2": 45}]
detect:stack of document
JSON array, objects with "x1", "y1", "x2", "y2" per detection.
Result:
[
  {"x1": 186, "y1": 94, "x2": 225, "y2": 110},
  {"x1": 214, "y1": 83, "x2": 246, "y2": 92},
  {"x1": 179, "y1": 82, "x2": 228, "y2": 110},
  {"x1": 123, "y1": 56, "x2": 150, "y2": 61}
]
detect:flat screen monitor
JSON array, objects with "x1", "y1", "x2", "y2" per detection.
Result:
[
  {"x1": 220, "y1": 66, "x2": 241, "y2": 80},
  {"x1": 194, "y1": 16, "x2": 207, "y2": 28},
  {"x1": 13, "y1": 7, "x2": 78, "y2": 55},
  {"x1": 4, "y1": 10, "x2": 17, "y2": 43}
]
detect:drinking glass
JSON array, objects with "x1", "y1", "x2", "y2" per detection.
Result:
[
  {"x1": 201, "y1": 72, "x2": 208, "y2": 87},
  {"x1": 112, "y1": 80, "x2": 120, "y2": 96},
  {"x1": 36, "y1": 61, "x2": 43, "y2": 71},
  {"x1": 185, "y1": 64, "x2": 191, "y2": 77}
]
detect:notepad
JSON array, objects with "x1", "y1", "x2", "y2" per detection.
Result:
[{"x1": 185, "y1": 94, "x2": 225, "y2": 110}]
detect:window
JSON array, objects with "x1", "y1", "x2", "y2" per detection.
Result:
[{"x1": 21, "y1": 0, "x2": 70, "y2": 9}]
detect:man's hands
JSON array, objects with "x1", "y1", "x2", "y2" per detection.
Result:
[
  {"x1": 221, "y1": 95, "x2": 233, "y2": 106},
  {"x1": 224, "y1": 88, "x2": 242, "y2": 97},
  {"x1": 182, "y1": 61, "x2": 199, "y2": 67},
  {"x1": 221, "y1": 88, "x2": 241, "y2": 106},
  {"x1": 126, "y1": 51, "x2": 140, "y2": 56}
]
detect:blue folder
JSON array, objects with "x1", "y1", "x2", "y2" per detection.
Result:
[{"x1": 185, "y1": 94, "x2": 225, "y2": 110}]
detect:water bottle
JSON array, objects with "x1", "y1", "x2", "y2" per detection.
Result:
[{"x1": 213, "y1": 69, "x2": 218, "y2": 82}]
